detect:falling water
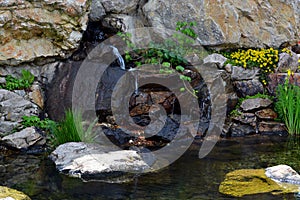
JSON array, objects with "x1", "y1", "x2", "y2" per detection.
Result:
[{"x1": 110, "y1": 46, "x2": 126, "y2": 70}]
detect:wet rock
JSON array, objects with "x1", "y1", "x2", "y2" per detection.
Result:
[
  {"x1": 0, "y1": 0, "x2": 90, "y2": 65},
  {"x1": 203, "y1": 53, "x2": 227, "y2": 68},
  {"x1": 219, "y1": 169, "x2": 299, "y2": 197},
  {"x1": 142, "y1": 0, "x2": 299, "y2": 49},
  {"x1": 265, "y1": 165, "x2": 300, "y2": 185},
  {"x1": 231, "y1": 66, "x2": 260, "y2": 81},
  {"x1": 50, "y1": 142, "x2": 152, "y2": 181},
  {"x1": 255, "y1": 109, "x2": 278, "y2": 120},
  {"x1": 1, "y1": 127, "x2": 45, "y2": 150},
  {"x1": 258, "y1": 121, "x2": 287, "y2": 136},
  {"x1": 277, "y1": 52, "x2": 299, "y2": 73},
  {"x1": 229, "y1": 123, "x2": 256, "y2": 137},
  {"x1": 240, "y1": 98, "x2": 273, "y2": 112},
  {"x1": 0, "y1": 186, "x2": 31, "y2": 200},
  {"x1": 233, "y1": 79, "x2": 264, "y2": 98},
  {"x1": 232, "y1": 113, "x2": 256, "y2": 126}
]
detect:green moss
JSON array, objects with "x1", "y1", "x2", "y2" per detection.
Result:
[
  {"x1": 0, "y1": 186, "x2": 31, "y2": 200},
  {"x1": 219, "y1": 169, "x2": 299, "y2": 197}
]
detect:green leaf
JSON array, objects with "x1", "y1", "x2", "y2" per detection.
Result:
[{"x1": 176, "y1": 65, "x2": 185, "y2": 72}]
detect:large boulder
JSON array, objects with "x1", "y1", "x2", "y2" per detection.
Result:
[
  {"x1": 0, "y1": 0, "x2": 90, "y2": 65},
  {"x1": 143, "y1": 0, "x2": 299, "y2": 48},
  {"x1": 49, "y1": 142, "x2": 153, "y2": 182}
]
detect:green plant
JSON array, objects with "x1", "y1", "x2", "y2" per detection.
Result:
[
  {"x1": 50, "y1": 109, "x2": 98, "y2": 146},
  {"x1": 0, "y1": 69, "x2": 34, "y2": 90},
  {"x1": 275, "y1": 79, "x2": 300, "y2": 136},
  {"x1": 21, "y1": 116, "x2": 56, "y2": 131}
]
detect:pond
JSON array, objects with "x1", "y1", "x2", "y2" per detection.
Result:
[{"x1": 1, "y1": 135, "x2": 300, "y2": 200}]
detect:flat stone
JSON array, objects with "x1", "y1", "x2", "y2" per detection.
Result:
[
  {"x1": 1, "y1": 127, "x2": 45, "y2": 150},
  {"x1": 258, "y1": 121, "x2": 287, "y2": 136},
  {"x1": 255, "y1": 109, "x2": 278, "y2": 120},
  {"x1": 0, "y1": 186, "x2": 31, "y2": 200},
  {"x1": 50, "y1": 142, "x2": 152, "y2": 181},
  {"x1": 231, "y1": 66, "x2": 260, "y2": 81},
  {"x1": 232, "y1": 113, "x2": 256, "y2": 125},
  {"x1": 265, "y1": 165, "x2": 300, "y2": 185},
  {"x1": 219, "y1": 168, "x2": 299, "y2": 197},
  {"x1": 240, "y1": 98, "x2": 273, "y2": 112}
]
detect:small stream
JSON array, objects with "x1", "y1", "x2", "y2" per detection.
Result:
[{"x1": 1, "y1": 136, "x2": 300, "y2": 200}]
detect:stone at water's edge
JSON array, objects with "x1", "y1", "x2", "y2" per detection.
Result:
[
  {"x1": 0, "y1": 0, "x2": 90, "y2": 65},
  {"x1": 219, "y1": 168, "x2": 299, "y2": 197},
  {"x1": 0, "y1": 186, "x2": 31, "y2": 200},
  {"x1": 49, "y1": 142, "x2": 153, "y2": 182}
]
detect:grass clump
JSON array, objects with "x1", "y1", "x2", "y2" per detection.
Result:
[
  {"x1": 275, "y1": 80, "x2": 300, "y2": 136},
  {"x1": 50, "y1": 109, "x2": 97, "y2": 146},
  {"x1": 0, "y1": 69, "x2": 34, "y2": 90}
]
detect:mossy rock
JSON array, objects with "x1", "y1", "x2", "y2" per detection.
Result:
[
  {"x1": 219, "y1": 169, "x2": 299, "y2": 197},
  {"x1": 0, "y1": 186, "x2": 31, "y2": 200}
]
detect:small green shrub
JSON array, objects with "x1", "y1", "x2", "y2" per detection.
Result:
[
  {"x1": 0, "y1": 69, "x2": 34, "y2": 90},
  {"x1": 21, "y1": 115, "x2": 56, "y2": 131},
  {"x1": 275, "y1": 81, "x2": 300, "y2": 136},
  {"x1": 50, "y1": 109, "x2": 98, "y2": 146}
]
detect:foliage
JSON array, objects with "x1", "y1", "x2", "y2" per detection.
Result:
[
  {"x1": 21, "y1": 116, "x2": 56, "y2": 131},
  {"x1": 275, "y1": 78, "x2": 300, "y2": 136},
  {"x1": 0, "y1": 70, "x2": 34, "y2": 90},
  {"x1": 50, "y1": 109, "x2": 97, "y2": 146}
]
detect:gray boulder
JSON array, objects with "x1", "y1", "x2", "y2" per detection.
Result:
[
  {"x1": 240, "y1": 98, "x2": 273, "y2": 112},
  {"x1": 203, "y1": 53, "x2": 227, "y2": 68},
  {"x1": 277, "y1": 52, "x2": 299, "y2": 73},
  {"x1": 50, "y1": 142, "x2": 152, "y2": 182}
]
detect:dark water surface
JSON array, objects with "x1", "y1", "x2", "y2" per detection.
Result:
[{"x1": 1, "y1": 136, "x2": 300, "y2": 200}]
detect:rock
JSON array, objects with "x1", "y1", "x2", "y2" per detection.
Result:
[
  {"x1": 102, "y1": 14, "x2": 144, "y2": 32},
  {"x1": 231, "y1": 66, "x2": 260, "y2": 81},
  {"x1": 0, "y1": 186, "x2": 31, "y2": 200},
  {"x1": 229, "y1": 123, "x2": 256, "y2": 137},
  {"x1": 224, "y1": 64, "x2": 232, "y2": 73},
  {"x1": 0, "y1": 0, "x2": 90, "y2": 65},
  {"x1": 232, "y1": 113, "x2": 256, "y2": 126},
  {"x1": 240, "y1": 98, "x2": 273, "y2": 112},
  {"x1": 0, "y1": 121, "x2": 19, "y2": 137},
  {"x1": 29, "y1": 83, "x2": 44, "y2": 109},
  {"x1": 265, "y1": 165, "x2": 300, "y2": 185},
  {"x1": 142, "y1": 0, "x2": 299, "y2": 49},
  {"x1": 49, "y1": 142, "x2": 152, "y2": 181},
  {"x1": 234, "y1": 80, "x2": 264, "y2": 98},
  {"x1": 89, "y1": 0, "x2": 106, "y2": 22},
  {"x1": 258, "y1": 121, "x2": 287, "y2": 136},
  {"x1": 203, "y1": 53, "x2": 227, "y2": 68},
  {"x1": 0, "y1": 77, "x2": 6, "y2": 84},
  {"x1": 268, "y1": 73, "x2": 300, "y2": 95},
  {"x1": 255, "y1": 109, "x2": 278, "y2": 120},
  {"x1": 219, "y1": 168, "x2": 299, "y2": 197},
  {"x1": 277, "y1": 52, "x2": 299, "y2": 73},
  {"x1": 0, "y1": 89, "x2": 39, "y2": 123},
  {"x1": 292, "y1": 43, "x2": 300, "y2": 54},
  {"x1": 101, "y1": 0, "x2": 139, "y2": 14},
  {"x1": 1, "y1": 127, "x2": 45, "y2": 150}
]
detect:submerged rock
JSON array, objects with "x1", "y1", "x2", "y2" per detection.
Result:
[
  {"x1": 50, "y1": 142, "x2": 153, "y2": 182},
  {"x1": 219, "y1": 168, "x2": 299, "y2": 197},
  {"x1": 0, "y1": 186, "x2": 31, "y2": 200}
]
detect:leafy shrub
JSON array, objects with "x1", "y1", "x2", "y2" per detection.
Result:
[
  {"x1": 21, "y1": 116, "x2": 56, "y2": 131},
  {"x1": 0, "y1": 69, "x2": 35, "y2": 90},
  {"x1": 275, "y1": 80, "x2": 300, "y2": 136}
]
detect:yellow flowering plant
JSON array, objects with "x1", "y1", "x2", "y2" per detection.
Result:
[{"x1": 223, "y1": 48, "x2": 290, "y2": 85}]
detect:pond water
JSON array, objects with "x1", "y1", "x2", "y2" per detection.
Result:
[{"x1": 1, "y1": 136, "x2": 300, "y2": 200}]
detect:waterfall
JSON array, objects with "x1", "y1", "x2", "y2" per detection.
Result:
[{"x1": 110, "y1": 46, "x2": 125, "y2": 70}]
